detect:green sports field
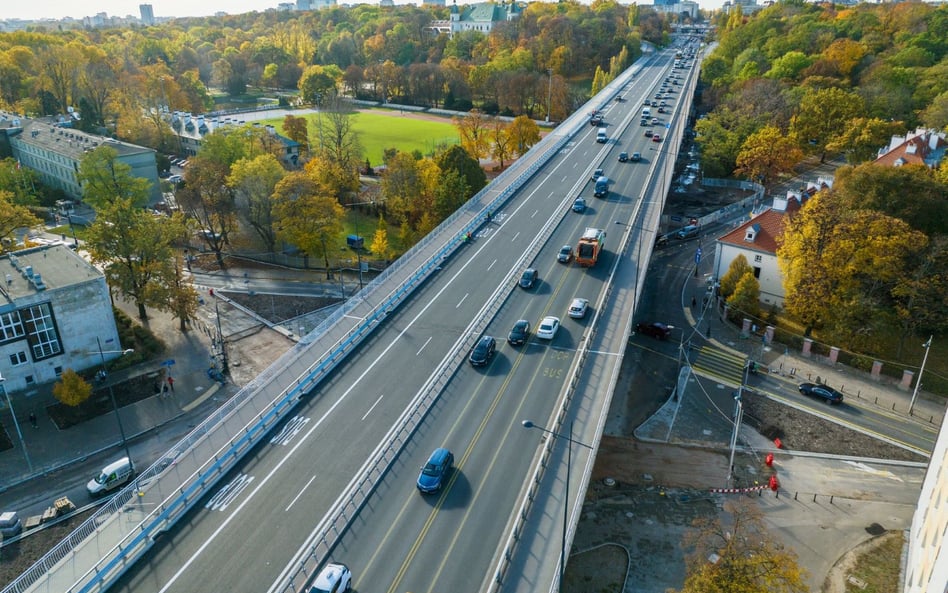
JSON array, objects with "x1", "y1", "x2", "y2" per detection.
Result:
[{"x1": 268, "y1": 108, "x2": 459, "y2": 167}]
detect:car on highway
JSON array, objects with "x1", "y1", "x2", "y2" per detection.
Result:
[
  {"x1": 644, "y1": 130, "x2": 653, "y2": 138},
  {"x1": 798, "y1": 382, "x2": 844, "y2": 405},
  {"x1": 519, "y1": 268, "x2": 538, "y2": 289},
  {"x1": 592, "y1": 168, "x2": 604, "y2": 181},
  {"x1": 630, "y1": 152, "x2": 641, "y2": 162},
  {"x1": 572, "y1": 197, "x2": 587, "y2": 213},
  {"x1": 469, "y1": 335, "x2": 496, "y2": 367},
  {"x1": 568, "y1": 298, "x2": 589, "y2": 319},
  {"x1": 417, "y1": 447, "x2": 454, "y2": 493},
  {"x1": 618, "y1": 152, "x2": 629, "y2": 162},
  {"x1": 310, "y1": 562, "x2": 352, "y2": 593},
  {"x1": 557, "y1": 244, "x2": 573, "y2": 263},
  {"x1": 536, "y1": 316, "x2": 561, "y2": 340},
  {"x1": 635, "y1": 321, "x2": 671, "y2": 340},
  {"x1": 652, "y1": 134, "x2": 662, "y2": 143},
  {"x1": 507, "y1": 320, "x2": 530, "y2": 346}
]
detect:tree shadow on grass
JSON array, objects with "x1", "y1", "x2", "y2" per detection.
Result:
[{"x1": 46, "y1": 372, "x2": 165, "y2": 430}]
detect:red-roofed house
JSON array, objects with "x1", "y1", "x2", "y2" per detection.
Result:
[
  {"x1": 712, "y1": 196, "x2": 805, "y2": 307},
  {"x1": 874, "y1": 128, "x2": 946, "y2": 169}
]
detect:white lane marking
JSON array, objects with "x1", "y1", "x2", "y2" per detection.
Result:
[
  {"x1": 270, "y1": 416, "x2": 310, "y2": 446},
  {"x1": 362, "y1": 395, "x2": 385, "y2": 421},
  {"x1": 456, "y1": 293, "x2": 468, "y2": 308},
  {"x1": 205, "y1": 474, "x2": 255, "y2": 511},
  {"x1": 511, "y1": 232, "x2": 520, "y2": 242},
  {"x1": 416, "y1": 336, "x2": 432, "y2": 356},
  {"x1": 487, "y1": 259, "x2": 496, "y2": 271},
  {"x1": 531, "y1": 209, "x2": 538, "y2": 218},
  {"x1": 285, "y1": 475, "x2": 317, "y2": 512}
]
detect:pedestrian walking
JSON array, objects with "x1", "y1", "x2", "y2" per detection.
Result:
[
  {"x1": 167, "y1": 376, "x2": 175, "y2": 392},
  {"x1": 29, "y1": 411, "x2": 37, "y2": 428},
  {"x1": 691, "y1": 296, "x2": 696, "y2": 308}
]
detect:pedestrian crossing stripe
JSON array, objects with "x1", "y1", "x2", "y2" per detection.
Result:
[{"x1": 691, "y1": 345, "x2": 746, "y2": 387}]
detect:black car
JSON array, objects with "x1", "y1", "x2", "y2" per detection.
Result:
[
  {"x1": 635, "y1": 321, "x2": 671, "y2": 340},
  {"x1": 618, "y1": 152, "x2": 629, "y2": 162},
  {"x1": 519, "y1": 268, "x2": 538, "y2": 289},
  {"x1": 798, "y1": 382, "x2": 844, "y2": 405},
  {"x1": 508, "y1": 320, "x2": 530, "y2": 345},
  {"x1": 469, "y1": 335, "x2": 496, "y2": 366}
]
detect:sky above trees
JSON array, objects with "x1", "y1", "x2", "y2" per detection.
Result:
[{"x1": 8, "y1": 0, "x2": 728, "y2": 23}]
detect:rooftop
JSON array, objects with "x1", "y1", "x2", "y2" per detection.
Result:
[
  {"x1": 0, "y1": 244, "x2": 102, "y2": 303},
  {"x1": 2, "y1": 114, "x2": 153, "y2": 160}
]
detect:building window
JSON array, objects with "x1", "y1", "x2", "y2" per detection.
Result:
[
  {"x1": 21, "y1": 303, "x2": 62, "y2": 360},
  {"x1": 54, "y1": 366, "x2": 63, "y2": 375},
  {"x1": 25, "y1": 375, "x2": 34, "y2": 385},
  {"x1": 754, "y1": 254, "x2": 762, "y2": 263},
  {"x1": 9, "y1": 351, "x2": 27, "y2": 366},
  {"x1": 753, "y1": 266, "x2": 761, "y2": 279},
  {"x1": 0, "y1": 311, "x2": 25, "y2": 342}
]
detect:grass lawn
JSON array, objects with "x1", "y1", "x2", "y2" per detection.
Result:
[{"x1": 267, "y1": 108, "x2": 459, "y2": 167}]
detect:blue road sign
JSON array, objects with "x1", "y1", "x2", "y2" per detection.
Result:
[
  {"x1": 695, "y1": 247, "x2": 702, "y2": 264},
  {"x1": 161, "y1": 359, "x2": 176, "y2": 367}
]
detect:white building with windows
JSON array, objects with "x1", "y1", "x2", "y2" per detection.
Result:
[
  {"x1": 2, "y1": 115, "x2": 160, "y2": 203},
  {"x1": 0, "y1": 245, "x2": 120, "y2": 394}
]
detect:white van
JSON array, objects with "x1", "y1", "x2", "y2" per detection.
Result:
[
  {"x1": 87, "y1": 457, "x2": 134, "y2": 497},
  {"x1": 642, "y1": 107, "x2": 651, "y2": 117}
]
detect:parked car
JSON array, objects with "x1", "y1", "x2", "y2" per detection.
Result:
[
  {"x1": 0, "y1": 511, "x2": 23, "y2": 539},
  {"x1": 635, "y1": 322, "x2": 671, "y2": 340},
  {"x1": 469, "y1": 335, "x2": 496, "y2": 367},
  {"x1": 417, "y1": 448, "x2": 454, "y2": 493},
  {"x1": 557, "y1": 245, "x2": 573, "y2": 263},
  {"x1": 536, "y1": 316, "x2": 561, "y2": 340},
  {"x1": 572, "y1": 197, "x2": 587, "y2": 213},
  {"x1": 798, "y1": 382, "x2": 844, "y2": 405},
  {"x1": 519, "y1": 268, "x2": 538, "y2": 289},
  {"x1": 310, "y1": 562, "x2": 352, "y2": 593},
  {"x1": 568, "y1": 298, "x2": 589, "y2": 319},
  {"x1": 507, "y1": 320, "x2": 530, "y2": 346},
  {"x1": 167, "y1": 174, "x2": 183, "y2": 184},
  {"x1": 618, "y1": 152, "x2": 629, "y2": 162}
]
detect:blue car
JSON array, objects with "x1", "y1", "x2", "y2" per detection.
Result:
[{"x1": 417, "y1": 448, "x2": 454, "y2": 493}]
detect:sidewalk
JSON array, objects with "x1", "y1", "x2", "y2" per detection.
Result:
[{"x1": 0, "y1": 290, "x2": 226, "y2": 496}]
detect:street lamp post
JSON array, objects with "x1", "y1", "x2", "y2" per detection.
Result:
[
  {"x1": 726, "y1": 361, "x2": 751, "y2": 487},
  {"x1": 0, "y1": 374, "x2": 32, "y2": 473},
  {"x1": 909, "y1": 336, "x2": 933, "y2": 415},
  {"x1": 95, "y1": 337, "x2": 135, "y2": 463},
  {"x1": 522, "y1": 419, "x2": 594, "y2": 590},
  {"x1": 546, "y1": 68, "x2": 554, "y2": 123}
]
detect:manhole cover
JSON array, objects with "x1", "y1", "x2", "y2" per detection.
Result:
[
  {"x1": 603, "y1": 477, "x2": 616, "y2": 487},
  {"x1": 865, "y1": 523, "x2": 886, "y2": 536}
]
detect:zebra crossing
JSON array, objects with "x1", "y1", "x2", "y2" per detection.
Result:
[{"x1": 690, "y1": 345, "x2": 747, "y2": 387}]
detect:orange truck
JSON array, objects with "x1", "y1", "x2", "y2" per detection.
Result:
[{"x1": 575, "y1": 227, "x2": 606, "y2": 267}]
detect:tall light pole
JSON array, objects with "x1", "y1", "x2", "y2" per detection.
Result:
[
  {"x1": 0, "y1": 374, "x2": 32, "y2": 472},
  {"x1": 522, "y1": 419, "x2": 593, "y2": 590},
  {"x1": 727, "y1": 361, "x2": 750, "y2": 487},
  {"x1": 909, "y1": 336, "x2": 933, "y2": 415},
  {"x1": 546, "y1": 68, "x2": 553, "y2": 123},
  {"x1": 95, "y1": 337, "x2": 135, "y2": 463}
]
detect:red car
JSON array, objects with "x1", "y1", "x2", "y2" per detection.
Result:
[{"x1": 652, "y1": 134, "x2": 662, "y2": 142}]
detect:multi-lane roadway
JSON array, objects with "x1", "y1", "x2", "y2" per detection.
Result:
[{"x1": 108, "y1": 47, "x2": 694, "y2": 593}]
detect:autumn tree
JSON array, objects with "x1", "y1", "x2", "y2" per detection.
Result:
[
  {"x1": 314, "y1": 96, "x2": 362, "y2": 198},
  {"x1": 734, "y1": 126, "x2": 804, "y2": 186},
  {"x1": 507, "y1": 115, "x2": 541, "y2": 158},
  {"x1": 728, "y1": 272, "x2": 761, "y2": 319},
  {"x1": 177, "y1": 158, "x2": 237, "y2": 269},
  {"x1": 789, "y1": 88, "x2": 865, "y2": 162},
  {"x1": 298, "y1": 64, "x2": 342, "y2": 105},
  {"x1": 53, "y1": 369, "x2": 92, "y2": 407},
  {"x1": 227, "y1": 154, "x2": 285, "y2": 252},
  {"x1": 0, "y1": 190, "x2": 41, "y2": 250},
  {"x1": 454, "y1": 110, "x2": 491, "y2": 161},
  {"x1": 283, "y1": 114, "x2": 310, "y2": 156},
  {"x1": 488, "y1": 117, "x2": 513, "y2": 169},
  {"x1": 78, "y1": 146, "x2": 152, "y2": 210},
  {"x1": 381, "y1": 152, "x2": 430, "y2": 226},
  {"x1": 719, "y1": 254, "x2": 754, "y2": 299},
  {"x1": 370, "y1": 215, "x2": 391, "y2": 260},
  {"x1": 673, "y1": 498, "x2": 808, "y2": 593},
  {"x1": 825, "y1": 118, "x2": 905, "y2": 165},
  {"x1": 274, "y1": 187, "x2": 345, "y2": 279}
]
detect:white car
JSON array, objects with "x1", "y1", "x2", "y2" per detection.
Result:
[
  {"x1": 310, "y1": 562, "x2": 352, "y2": 593},
  {"x1": 536, "y1": 316, "x2": 560, "y2": 340},
  {"x1": 568, "y1": 298, "x2": 589, "y2": 319}
]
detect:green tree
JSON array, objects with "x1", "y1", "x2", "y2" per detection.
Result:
[
  {"x1": 298, "y1": 64, "x2": 342, "y2": 105},
  {"x1": 789, "y1": 87, "x2": 865, "y2": 162},
  {"x1": 77, "y1": 146, "x2": 151, "y2": 210},
  {"x1": 53, "y1": 369, "x2": 92, "y2": 407},
  {"x1": 437, "y1": 145, "x2": 486, "y2": 199},
  {"x1": 177, "y1": 158, "x2": 237, "y2": 269},
  {"x1": 673, "y1": 498, "x2": 808, "y2": 593},
  {"x1": 0, "y1": 190, "x2": 41, "y2": 251},
  {"x1": 313, "y1": 96, "x2": 362, "y2": 196},
  {"x1": 720, "y1": 254, "x2": 754, "y2": 299},
  {"x1": 433, "y1": 168, "x2": 470, "y2": 221},
  {"x1": 227, "y1": 154, "x2": 285, "y2": 252},
  {"x1": 825, "y1": 118, "x2": 905, "y2": 165}
]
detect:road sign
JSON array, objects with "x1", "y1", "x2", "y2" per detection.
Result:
[
  {"x1": 695, "y1": 247, "x2": 702, "y2": 264},
  {"x1": 161, "y1": 359, "x2": 176, "y2": 367}
]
